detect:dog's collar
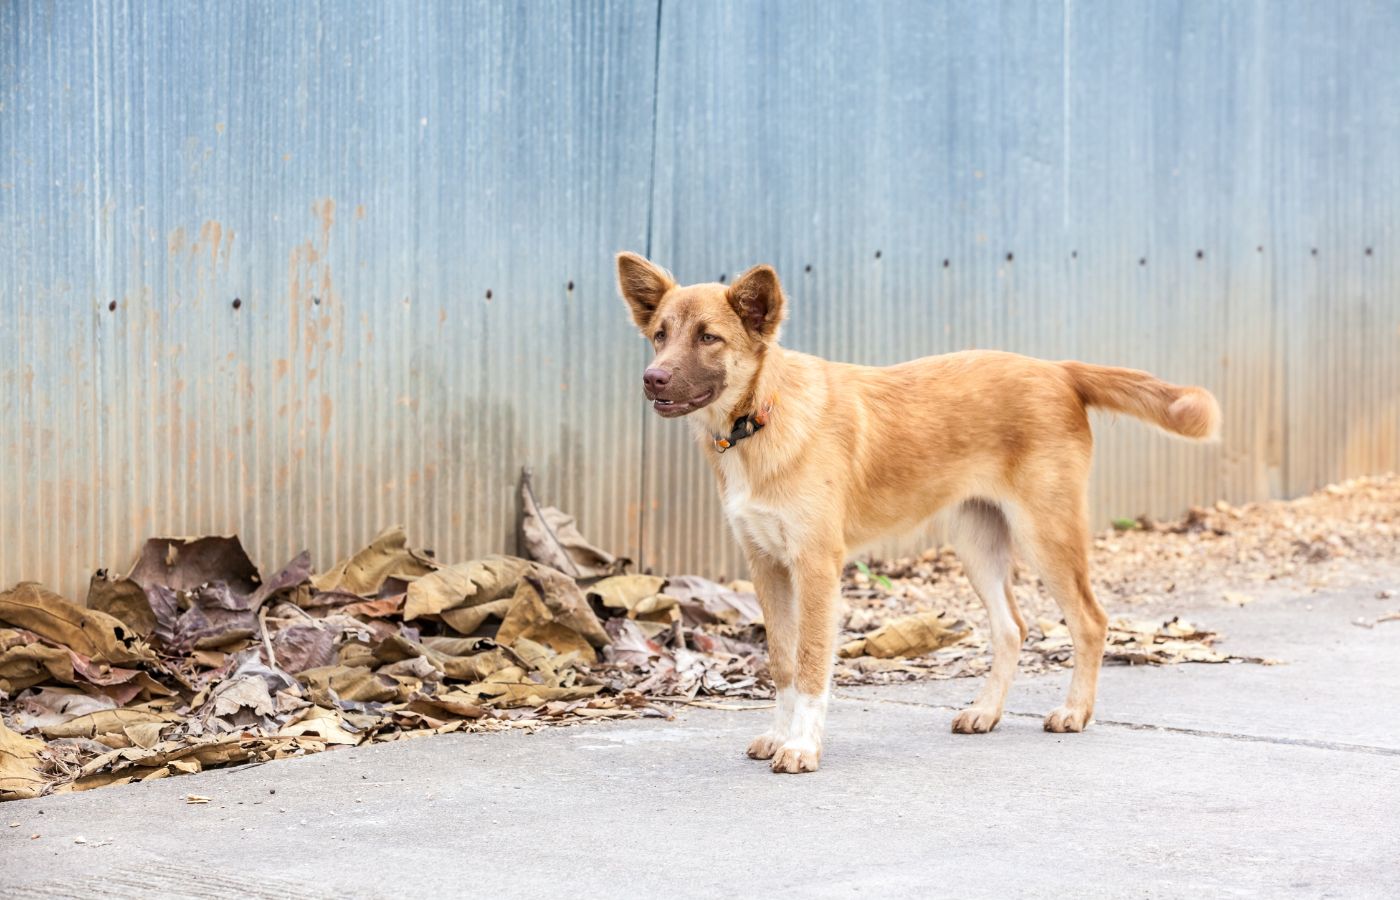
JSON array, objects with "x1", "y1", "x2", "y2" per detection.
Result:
[{"x1": 713, "y1": 397, "x2": 776, "y2": 453}]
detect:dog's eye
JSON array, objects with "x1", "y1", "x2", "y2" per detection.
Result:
[
  {"x1": 654, "y1": 330, "x2": 665, "y2": 344},
  {"x1": 699, "y1": 333, "x2": 719, "y2": 344}
]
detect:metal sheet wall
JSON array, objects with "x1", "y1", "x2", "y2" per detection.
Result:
[
  {"x1": 3, "y1": 1, "x2": 1397, "y2": 597},
  {"x1": 1, "y1": 1, "x2": 660, "y2": 599},
  {"x1": 644, "y1": 0, "x2": 1400, "y2": 576}
]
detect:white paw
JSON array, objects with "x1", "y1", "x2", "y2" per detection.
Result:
[
  {"x1": 746, "y1": 732, "x2": 785, "y2": 760},
  {"x1": 1043, "y1": 705, "x2": 1092, "y2": 733},
  {"x1": 951, "y1": 705, "x2": 1002, "y2": 734},
  {"x1": 770, "y1": 738, "x2": 821, "y2": 774}
]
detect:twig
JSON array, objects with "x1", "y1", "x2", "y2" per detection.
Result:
[
  {"x1": 272, "y1": 598, "x2": 322, "y2": 626},
  {"x1": 257, "y1": 606, "x2": 278, "y2": 670},
  {"x1": 520, "y1": 466, "x2": 581, "y2": 577},
  {"x1": 682, "y1": 700, "x2": 775, "y2": 711}
]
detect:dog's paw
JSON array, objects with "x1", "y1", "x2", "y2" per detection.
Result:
[
  {"x1": 1043, "y1": 705, "x2": 1091, "y2": 733},
  {"x1": 951, "y1": 705, "x2": 1002, "y2": 734},
  {"x1": 746, "y1": 732, "x2": 785, "y2": 760},
  {"x1": 770, "y1": 740, "x2": 821, "y2": 774}
]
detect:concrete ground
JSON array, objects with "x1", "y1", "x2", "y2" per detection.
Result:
[{"x1": 3, "y1": 582, "x2": 1398, "y2": 899}]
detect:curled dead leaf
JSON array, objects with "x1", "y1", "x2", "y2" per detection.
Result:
[
  {"x1": 838, "y1": 612, "x2": 970, "y2": 659},
  {"x1": 0, "y1": 583, "x2": 153, "y2": 666},
  {"x1": 311, "y1": 526, "x2": 437, "y2": 596}
]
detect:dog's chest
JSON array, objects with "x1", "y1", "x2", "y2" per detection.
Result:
[{"x1": 718, "y1": 460, "x2": 799, "y2": 562}]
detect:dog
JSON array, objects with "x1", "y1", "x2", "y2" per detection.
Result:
[{"x1": 616, "y1": 252, "x2": 1220, "y2": 773}]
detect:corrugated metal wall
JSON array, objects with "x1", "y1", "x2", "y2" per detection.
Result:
[{"x1": 3, "y1": 1, "x2": 1397, "y2": 598}]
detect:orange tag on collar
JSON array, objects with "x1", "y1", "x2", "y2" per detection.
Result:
[{"x1": 754, "y1": 395, "x2": 776, "y2": 426}]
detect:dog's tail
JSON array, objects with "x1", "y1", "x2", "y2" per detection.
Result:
[{"x1": 1062, "y1": 361, "x2": 1221, "y2": 440}]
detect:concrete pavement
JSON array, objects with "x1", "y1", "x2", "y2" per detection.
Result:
[{"x1": 3, "y1": 581, "x2": 1398, "y2": 899}]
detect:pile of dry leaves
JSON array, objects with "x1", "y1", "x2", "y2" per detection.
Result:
[
  {"x1": 0, "y1": 478, "x2": 778, "y2": 800},
  {"x1": 4, "y1": 474, "x2": 1394, "y2": 800}
]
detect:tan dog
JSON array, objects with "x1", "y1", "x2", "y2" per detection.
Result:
[{"x1": 616, "y1": 252, "x2": 1220, "y2": 773}]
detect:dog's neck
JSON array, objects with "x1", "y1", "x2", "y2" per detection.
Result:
[{"x1": 695, "y1": 345, "x2": 785, "y2": 445}]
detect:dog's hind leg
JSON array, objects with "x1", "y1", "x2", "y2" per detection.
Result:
[
  {"x1": 947, "y1": 500, "x2": 1023, "y2": 734},
  {"x1": 1013, "y1": 494, "x2": 1108, "y2": 732},
  {"x1": 746, "y1": 552, "x2": 798, "y2": 761},
  {"x1": 770, "y1": 545, "x2": 844, "y2": 774}
]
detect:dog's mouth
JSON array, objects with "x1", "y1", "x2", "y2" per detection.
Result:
[{"x1": 649, "y1": 390, "x2": 714, "y2": 418}]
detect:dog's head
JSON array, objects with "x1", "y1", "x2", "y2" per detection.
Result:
[{"x1": 615, "y1": 252, "x2": 786, "y2": 419}]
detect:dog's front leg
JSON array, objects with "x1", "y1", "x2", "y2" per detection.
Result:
[
  {"x1": 770, "y1": 546, "x2": 843, "y2": 774},
  {"x1": 745, "y1": 551, "x2": 797, "y2": 761}
]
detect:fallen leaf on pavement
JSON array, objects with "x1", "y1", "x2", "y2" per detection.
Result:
[{"x1": 0, "y1": 722, "x2": 47, "y2": 800}]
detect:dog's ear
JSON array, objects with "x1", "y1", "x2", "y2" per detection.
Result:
[
  {"x1": 616, "y1": 252, "x2": 675, "y2": 331},
  {"x1": 727, "y1": 264, "x2": 786, "y2": 341}
]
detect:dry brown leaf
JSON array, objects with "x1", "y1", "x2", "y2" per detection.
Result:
[
  {"x1": 311, "y1": 526, "x2": 437, "y2": 596},
  {"x1": 276, "y1": 707, "x2": 361, "y2": 745},
  {"x1": 665, "y1": 575, "x2": 764, "y2": 627},
  {"x1": 0, "y1": 583, "x2": 153, "y2": 666},
  {"x1": 340, "y1": 595, "x2": 406, "y2": 619},
  {"x1": 588, "y1": 575, "x2": 665, "y2": 612},
  {"x1": 838, "y1": 612, "x2": 970, "y2": 659},
  {"x1": 86, "y1": 573, "x2": 157, "y2": 637},
  {"x1": 454, "y1": 680, "x2": 602, "y2": 708},
  {"x1": 298, "y1": 665, "x2": 400, "y2": 704},
  {"x1": 439, "y1": 598, "x2": 514, "y2": 636},
  {"x1": 404, "y1": 556, "x2": 530, "y2": 621},
  {"x1": 62, "y1": 772, "x2": 135, "y2": 793},
  {"x1": 40, "y1": 709, "x2": 174, "y2": 740},
  {"x1": 122, "y1": 721, "x2": 169, "y2": 750},
  {"x1": 405, "y1": 692, "x2": 488, "y2": 720},
  {"x1": 266, "y1": 623, "x2": 336, "y2": 673},
  {"x1": 420, "y1": 635, "x2": 498, "y2": 657},
  {"x1": 0, "y1": 637, "x2": 75, "y2": 694},
  {"x1": 372, "y1": 633, "x2": 514, "y2": 683},
  {"x1": 248, "y1": 552, "x2": 314, "y2": 607},
  {"x1": 497, "y1": 581, "x2": 597, "y2": 659},
  {"x1": 0, "y1": 722, "x2": 47, "y2": 800},
  {"x1": 128, "y1": 536, "x2": 260, "y2": 595}
]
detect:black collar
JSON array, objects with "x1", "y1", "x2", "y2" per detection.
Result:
[{"x1": 713, "y1": 413, "x2": 766, "y2": 453}]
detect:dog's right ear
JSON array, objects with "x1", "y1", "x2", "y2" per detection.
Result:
[
  {"x1": 616, "y1": 252, "x2": 675, "y2": 331},
  {"x1": 727, "y1": 264, "x2": 786, "y2": 341}
]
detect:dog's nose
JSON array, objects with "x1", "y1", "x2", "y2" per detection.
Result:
[{"x1": 643, "y1": 368, "x2": 672, "y2": 392}]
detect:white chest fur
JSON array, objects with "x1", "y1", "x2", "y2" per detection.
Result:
[{"x1": 719, "y1": 455, "x2": 800, "y2": 562}]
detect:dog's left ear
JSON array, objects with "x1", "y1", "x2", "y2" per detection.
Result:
[
  {"x1": 616, "y1": 252, "x2": 676, "y2": 331},
  {"x1": 727, "y1": 265, "x2": 786, "y2": 341}
]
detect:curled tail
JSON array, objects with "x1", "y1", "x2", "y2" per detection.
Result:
[{"x1": 1062, "y1": 361, "x2": 1221, "y2": 440}]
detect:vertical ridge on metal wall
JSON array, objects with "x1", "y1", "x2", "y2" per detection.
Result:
[{"x1": 1, "y1": 1, "x2": 660, "y2": 600}]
